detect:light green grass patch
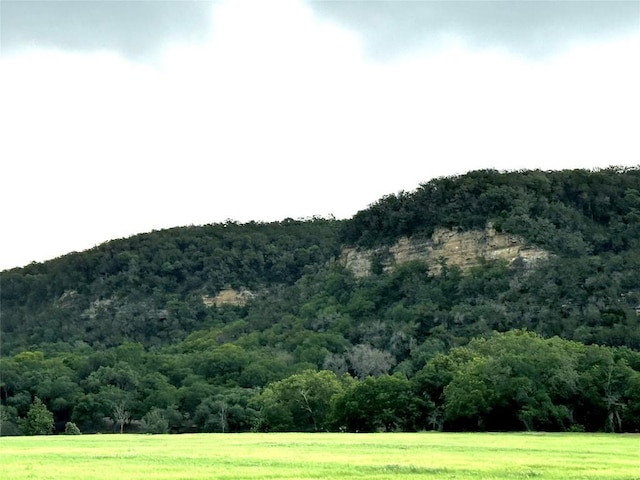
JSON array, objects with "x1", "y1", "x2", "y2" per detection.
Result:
[{"x1": 1, "y1": 432, "x2": 638, "y2": 479}]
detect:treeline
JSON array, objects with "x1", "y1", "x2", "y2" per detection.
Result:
[{"x1": 2, "y1": 331, "x2": 639, "y2": 435}]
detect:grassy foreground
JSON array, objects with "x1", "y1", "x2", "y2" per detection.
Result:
[{"x1": 1, "y1": 432, "x2": 638, "y2": 479}]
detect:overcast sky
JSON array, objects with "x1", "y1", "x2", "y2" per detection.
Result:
[{"x1": 1, "y1": 0, "x2": 639, "y2": 270}]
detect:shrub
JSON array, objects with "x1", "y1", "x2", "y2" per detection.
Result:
[
  {"x1": 64, "y1": 422, "x2": 82, "y2": 435},
  {"x1": 141, "y1": 408, "x2": 169, "y2": 434}
]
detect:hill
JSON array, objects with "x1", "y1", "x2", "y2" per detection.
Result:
[
  {"x1": 1, "y1": 218, "x2": 343, "y2": 351},
  {"x1": 1, "y1": 167, "x2": 640, "y2": 435}
]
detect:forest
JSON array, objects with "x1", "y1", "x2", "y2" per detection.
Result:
[{"x1": 1, "y1": 167, "x2": 640, "y2": 435}]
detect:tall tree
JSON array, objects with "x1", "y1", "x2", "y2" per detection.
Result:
[
  {"x1": 112, "y1": 401, "x2": 129, "y2": 434},
  {"x1": 18, "y1": 397, "x2": 54, "y2": 435},
  {"x1": 331, "y1": 374, "x2": 419, "y2": 432},
  {"x1": 258, "y1": 370, "x2": 344, "y2": 431}
]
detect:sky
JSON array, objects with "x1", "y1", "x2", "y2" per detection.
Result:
[{"x1": 1, "y1": 0, "x2": 639, "y2": 271}]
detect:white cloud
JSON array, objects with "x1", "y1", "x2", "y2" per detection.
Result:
[{"x1": 1, "y1": 0, "x2": 638, "y2": 270}]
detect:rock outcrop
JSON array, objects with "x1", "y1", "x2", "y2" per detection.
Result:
[
  {"x1": 203, "y1": 288, "x2": 255, "y2": 307},
  {"x1": 341, "y1": 224, "x2": 549, "y2": 277}
]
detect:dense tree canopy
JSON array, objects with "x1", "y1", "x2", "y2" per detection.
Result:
[{"x1": 2, "y1": 168, "x2": 640, "y2": 434}]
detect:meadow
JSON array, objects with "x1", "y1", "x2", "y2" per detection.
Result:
[{"x1": 1, "y1": 432, "x2": 638, "y2": 480}]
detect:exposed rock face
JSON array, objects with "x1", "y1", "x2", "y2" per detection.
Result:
[
  {"x1": 55, "y1": 290, "x2": 79, "y2": 307},
  {"x1": 341, "y1": 224, "x2": 549, "y2": 278},
  {"x1": 203, "y1": 288, "x2": 255, "y2": 307},
  {"x1": 82, "y1": 298, "x2": 113, "y2": 318}
]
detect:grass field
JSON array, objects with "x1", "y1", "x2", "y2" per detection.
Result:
[{"x1": 1, "y1": 432, "x2": 638, "y2": 479}]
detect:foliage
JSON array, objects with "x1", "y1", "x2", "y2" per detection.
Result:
[
  {"x1": 0, "y1": 405, "x2": 19, "y2": 436},
  {"x1": 344, "y1": 167, "x2": 640, "y2": 255},
  {"x1": 140, "y1": 408, "x2": 169, "y2": 434},
  {"x1": 1, "y1": 168, "x2": 640, "y2": 433},
  {"x1": 331, "y1": 373, "x2": 420, "y2": 432},
  {"x1": 63, "y1": 422, "x2": 81, "y2": 435},
  {"x1": 192, "y1": 388, "x2": 259, "y2": 433},
  {"x1": 257, "y1": 370, "x2": 344, "y2": 432},
  {"x1": 18, "y1": 397, "x2": 54, "y2": 435},
  {"x1": 416, "y1": 331, "x2": 640, "y2": 432},
  {"x1": 1, "y1": 218, "x2": 342, "y2": 351}
]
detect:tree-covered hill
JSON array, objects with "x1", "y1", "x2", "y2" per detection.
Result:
[
  {"x1": 2, "y1": 167, "x2": 640, "y2": 435},
  {"x1": 345, "y1": 167, "x2": 640, "y2": 255},
  {"x1": 1, "y1": 218, "x2": 343, "y2": 351}
]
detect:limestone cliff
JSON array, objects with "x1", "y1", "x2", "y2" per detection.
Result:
[
  {"x1": 202, "y1": 288, "x2": 255, "y2": 307},
  {"x1": 341, "y1": 224, "x2": 549, "y2": 277}
]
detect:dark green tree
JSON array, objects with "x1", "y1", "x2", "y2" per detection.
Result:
[
  {"x1": 18, "y1": 397, "x2": 54, "y2": 435},
  {"x1": 140, "y1": 408, "x2": 169, "y2": 434},
  {"x1": 64, "y1": 422, "x2": 81, "y2": 435},
  {"x1": 331, "y1": 373, "x2": 419, "y2": 432},
  {"x1": 0, "y1": 405, "x2": 20, "y2": 436},
  {"x1": 258, "y1": 370, "x2": 344, "y2": 431}
]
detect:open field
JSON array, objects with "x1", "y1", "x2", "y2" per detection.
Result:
[{"x1": 1, "y1": 432, "x2": 638, "y2": 479}]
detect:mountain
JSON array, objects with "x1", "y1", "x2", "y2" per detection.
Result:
[{"x1": 2, "y1": 167, "x2": 640, "y2": 434}]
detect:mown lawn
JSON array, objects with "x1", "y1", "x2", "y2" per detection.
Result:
[{"x1": 1, "y1": 432, "x2": 638, "y2": 479}]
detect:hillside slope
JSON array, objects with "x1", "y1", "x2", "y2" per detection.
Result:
[
  {"x1": 2, "y1": 167, "x2": 640, "y2": 434},
  {"x1": 1, "y1": 218, "x2": 342, "y2": 351},
  {"x1": 3, "y1": 168, "x2": 639, "y2": 352}
]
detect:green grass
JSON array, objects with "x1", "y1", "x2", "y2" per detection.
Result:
[{"x1": 1, "y1": 432, "x2": 638, "y2": 479}]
